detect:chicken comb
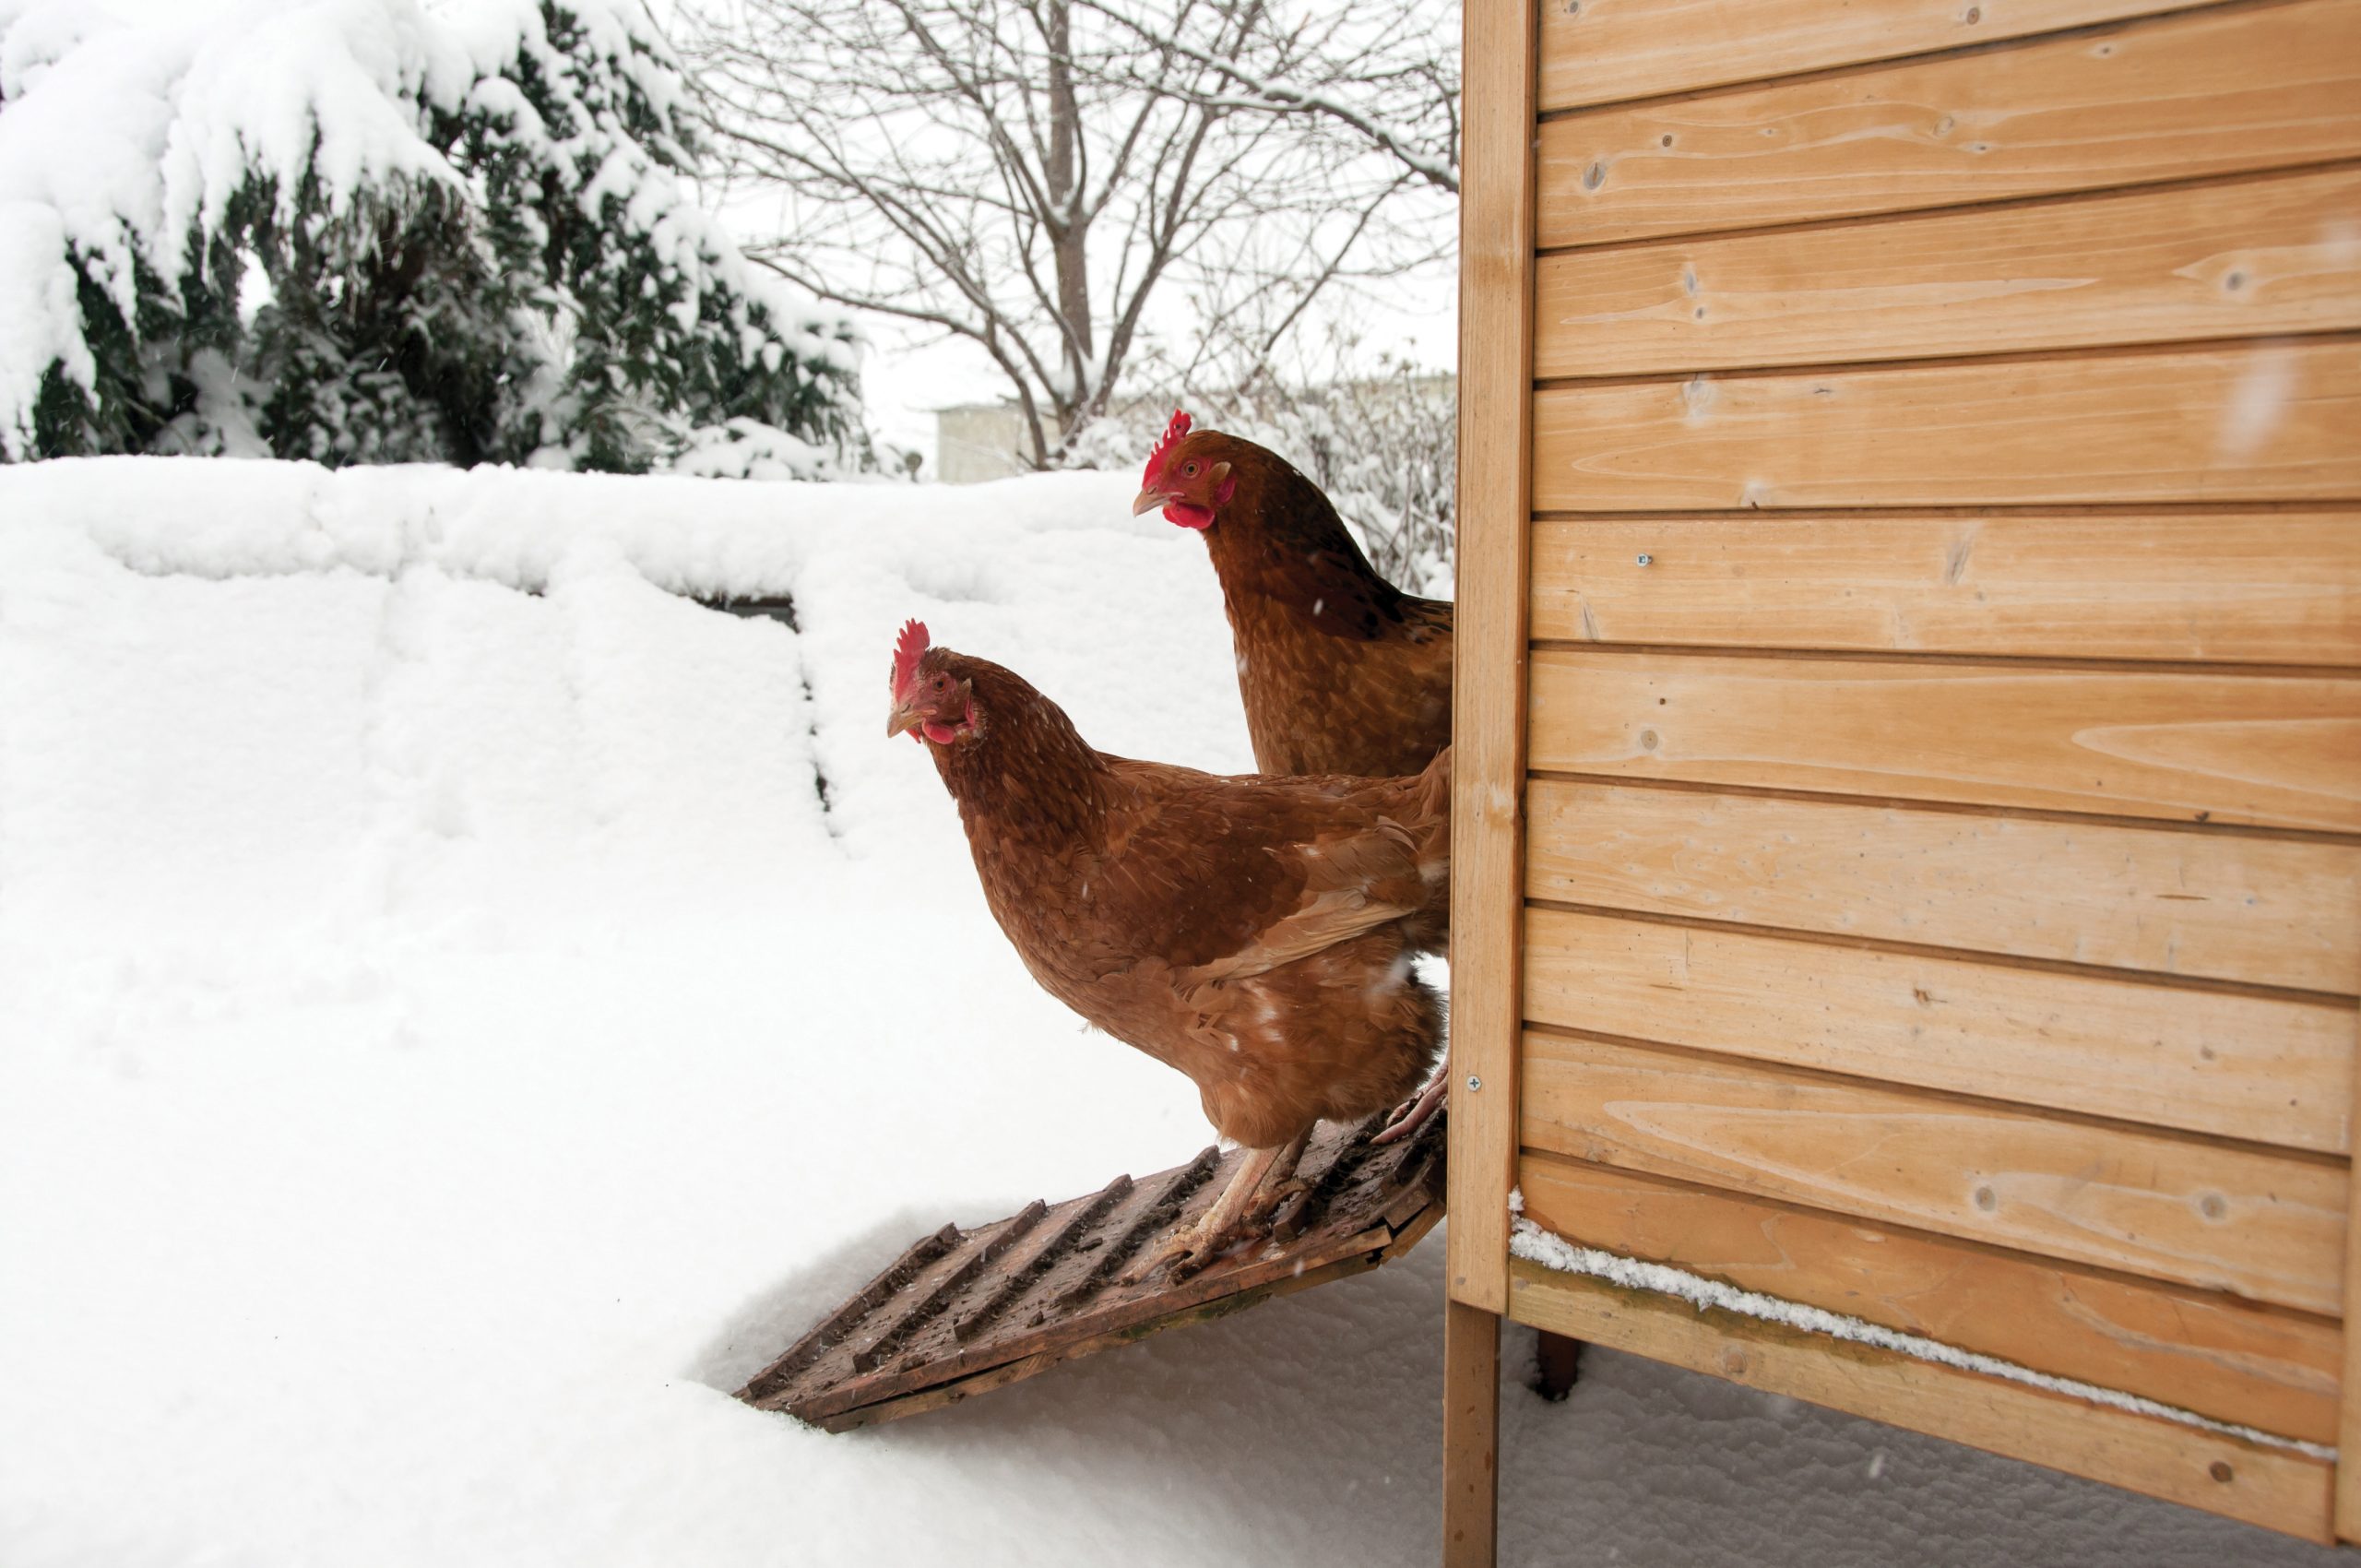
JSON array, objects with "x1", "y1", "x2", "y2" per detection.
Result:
[
  {"x1": 1142, "y1": 410, "x2": 1192, "y2": 485},
  {"x1": 892, "y1": 618, "x2": 930, "y2": 698}
]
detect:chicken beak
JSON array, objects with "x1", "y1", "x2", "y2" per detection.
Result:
[
  {"x1": 1131, "y1": 488, "x2": 1168, "y2": 517},
  {"x1": 886, "y1": 697, "x2": 921, "y2": 739}
]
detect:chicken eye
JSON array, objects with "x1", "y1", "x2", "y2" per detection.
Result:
[
  {"x1": 1182, "y1": 461, "x2": 1199, "y2": 478},
  {"x1": 931, "y1": 675, "x2": 947, "y2": 692}
]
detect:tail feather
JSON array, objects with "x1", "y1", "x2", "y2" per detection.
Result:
[{"x1": 1404, "y1": 744, "x2": 1451, "y2": 950}]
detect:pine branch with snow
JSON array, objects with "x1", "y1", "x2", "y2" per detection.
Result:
[{"x1": 0, "y1": 0, "x2": 867, "y2": 476}]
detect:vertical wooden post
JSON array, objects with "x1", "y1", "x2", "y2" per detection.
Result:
[
  {"x1": 1445, "y1": 0, "x2": 1536, "y2": 1561},
  {"x1": 2335, "y1": 1060, "x2": 2361, "y2": 1540},
  {"x1": 1447, "y1": 0, "x2": 1538, "y2": 1314},
  {"x1": 1534, "y1": 1329, "x2": 1583, "y2": 1400},
  {"x1": 1443, "y1": 1297, "x2": 1502, "y2": 1568}
]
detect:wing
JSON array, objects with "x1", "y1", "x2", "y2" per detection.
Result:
[
  {"x1": 1079, "y1": 755, "x2": 1449, "y2": 983},
  {"x1": 1176, "y1": 818, "x2": 1434, "y2": 984}
]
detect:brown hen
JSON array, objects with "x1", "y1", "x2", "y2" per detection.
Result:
[
  {"x1": 1133, "y1": 411, "x2": 1453, "y2": 780},
  {"x1": 885, "y1": 620, "x2": 1450, "y2": 1275}
]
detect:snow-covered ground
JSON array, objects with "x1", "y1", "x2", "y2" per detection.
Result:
[{"x1": 0, "y1": 457, "x2": 2338, "y2": 1566}]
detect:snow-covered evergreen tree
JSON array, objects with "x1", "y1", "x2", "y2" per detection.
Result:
[{"x1": 0, "y1": 0, "x2": 864, "y2": 475}]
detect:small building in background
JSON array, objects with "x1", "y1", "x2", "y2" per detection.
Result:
[
  {"x1": 933, "y1": 374, "x2": 1456, "y2": 486},
  {"x1": 932, "y1": 402, "x2": 1033, "y2": 484}
]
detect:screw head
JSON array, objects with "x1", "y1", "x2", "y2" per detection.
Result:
[
  {"x1": 1636, "y1": 553, "x2": 1654, "y2": 566},
  {"x1": 1465, "y1": 1075, "x2": 1481, "y2": 1091}
]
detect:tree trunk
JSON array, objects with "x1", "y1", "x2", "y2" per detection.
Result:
[{"x1": 1043, "y1": 0, "x2": 1094, "y2": 450}]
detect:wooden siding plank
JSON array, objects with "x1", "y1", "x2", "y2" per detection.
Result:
[
  {"x1": 1535, "y1": 0, "x2": 2361, "y2": 248},
  {"x1": 1520, "y1": 1030, "x2": 2349, "y2": 1313},
  {"x1": 1529, "y1": 514, "x2": 2361, "y2": 665},
  {"x1": 1534, "y1": 167, "x2": 2361, "y2": 377},
  {"x1": 1506, "y1": 1258, "x2": 2336, "y2": 1541},
  {"x1": 1518, "y1": 1153, "x2": 2342, "y2": 1444},
  {"x1": 1531, "y1": 340, "x2": 2361, "y2": 511},
  {"x1": 1525, "y1": 780, "x2": 2361, "y2": 994},
  {"x1": 1445, "y1": 0, "x2": 1538, "y2": 1321},
  {"x1": 1526, "y1": 648, "x2": 2361, "y2": 831},
  {"x1": 1537, "y1": 0, "x2": 2215, "y2": 113},
  {"x1": 1523, "y1": 906, "x2": 2355, "y2": 1151}
]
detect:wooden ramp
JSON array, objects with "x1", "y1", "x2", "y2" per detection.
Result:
[{"x1": 738, "y1": 1111, "x2": 1446, "y2": 1431}]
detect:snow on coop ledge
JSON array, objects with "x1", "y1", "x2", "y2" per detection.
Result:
[{"x1": 1506, "y1": 1194, "x2": 2331, "y2": 1460}]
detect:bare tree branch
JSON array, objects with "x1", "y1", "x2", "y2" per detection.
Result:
[{"x1": 674, "y1": 0, "x2": 1455, "y2": 465}]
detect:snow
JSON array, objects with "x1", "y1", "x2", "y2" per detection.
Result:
[
  {"x1": 1, "y1": 456, "x2": 2344, "y2": 1566},
  {"x1": 0, "y1": 0, "x2": 856, "y2": 458},
  {"x1": 1506, "y1": 1201, "x2": 2333, "y2": 1460}
]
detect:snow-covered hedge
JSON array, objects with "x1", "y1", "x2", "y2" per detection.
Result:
[{"x1": 0, "y1": 0, "x2": 865, "y2": 474}]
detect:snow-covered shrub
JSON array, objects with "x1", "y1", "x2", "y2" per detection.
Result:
[{"x1": 0, "y1": 0, "x2": 865, "y2": 474}]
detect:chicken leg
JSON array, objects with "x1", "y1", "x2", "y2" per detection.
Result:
[
  {"x1": 1128, "y1": 1130, "x2": 1311, "y2": 1282},
  {"x1": 1372, "y1": 1052, "x2": 1449, "y2": 1146}
]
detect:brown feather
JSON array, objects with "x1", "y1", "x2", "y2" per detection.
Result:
[
  {"x1": 1168, "y1": 432, "x2": 1453, "y2": 778},
  {"x1": 908, "y1": 648, "x2": 1449, "y2": 1151}
]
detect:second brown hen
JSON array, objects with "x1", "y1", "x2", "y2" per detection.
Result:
[{"x1": 1133, "y1": 411, "x2": 1453, "y2": 780}]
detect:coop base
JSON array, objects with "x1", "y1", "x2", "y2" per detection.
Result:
[
  {"x1": 737, "y1": 1110, "x2": 1446, "y2": 1431},
  {"x1": 1501, "y1": 1257, "x2": 2336, "y2": 1543}
]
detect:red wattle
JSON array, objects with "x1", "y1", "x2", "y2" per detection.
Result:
[
  {"x1": 923, "y1": 720, "x2": 957, "y2": 744},
  {"x1": 1163, "y1": 503, "x2": 1215, "y2": 530}
]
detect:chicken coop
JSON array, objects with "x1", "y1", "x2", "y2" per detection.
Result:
[{"x1": 1442, "y1": 0, "x2": 2361, "y2": 1558}]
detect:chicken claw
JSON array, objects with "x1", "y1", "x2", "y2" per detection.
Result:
[
  {"x1": 1124, "y1": 1134, "x2": 1308, "y2": 1285},
  {"x1": 1371, "y1": 1063, "x2": 1448, "y2": 1146}
]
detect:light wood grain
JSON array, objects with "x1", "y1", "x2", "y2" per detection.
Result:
[
  {"x1": 1526, "y1": 648, "x2": 2361, "y2": 831},
  {"x1": 1506, "y1": 1257, "x2": 2335, "y2": 1541},
  {"x1": 1535, "y1": 0, "x2": 2361, "y2": 248},
  {"x1": 1525, "y1": 780, "x2": 2361, "y2": 993},
  {"x1": 1535, "y1": 167, "x2": 2361, "y2": 376},
  {"x1": 1537, "y1": 0, "x2": 2213, "y2": 113},
  {"x1": 1522, "y1": 906, "x2": 2355, "y2": 1150},
  {"x1": 1446, "y1": 0, "x2": 1537, "y2": 1323},
  {"x1": 2339, "y1": 1050, "x2": 2361, "y2": 1538},
  {"x1": 1532, "y1": 340, "x2": 2361, "y2": 511},
  {"x1": 1518, "y1": 1153, "x2": 2343, "y2": 1443},
  {"x1": 1521, "y1": 1031, "x2": 2350, "y2": 1313},
  {"x1": 1442, "y1": 1299, "x2": 1501, "y2": 1568},
  {"x1": 1529, "y1": 514, "x2": 2361, "y2": 665}
]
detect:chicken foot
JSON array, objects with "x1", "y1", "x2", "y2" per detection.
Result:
[
  {"x1": 1126, "y1": 1130, "x2": 1311, "y2": 1283},
  {"x1": 1372, "y1": 1052, "x2": 1449, "y2": 1146}
]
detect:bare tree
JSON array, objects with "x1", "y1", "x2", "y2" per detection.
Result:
[{"x1": 676, "y1": 0, "x2": 1457, "y2": 467}]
